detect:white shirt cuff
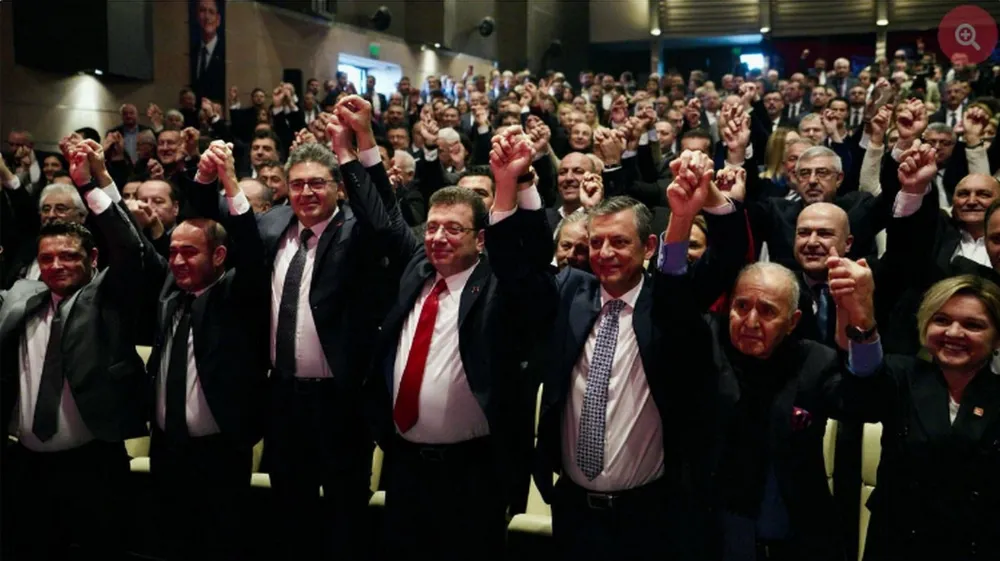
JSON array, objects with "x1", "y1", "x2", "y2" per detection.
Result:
[
  {"x1": 745, "y1": 143, "x2": 754, "y2": 160},
  {"x1": 228, "y1": 191, "x2": 251, "y2": 215},
  {"x1": 3, "y1": 174, "x2": 21, "y2": 190},
  {"x1": 211, "y1": 114, "x2": 221, "y2": 124},
  {"x1": 859, "y1": 131, "x2": 871, "y2": 150},
  {"x1": 85, "y1": 186, "x2": 114, "y2": 215},
  {"x1": 103, "y1": 181, "x2": 121, "y2": 204},
  {"x1": 517, "y1": 185, "x2": 543, "y2": 210},
  {"x1": 892, "y1": 186, "x2": 930, "y2": 217},
  {"x1": 725, "y1": 159, "x2": 745, "y2": 169},
  {"x1": 703, "y1": 199, "x2": 737, "y2": 215},
  {"x1": 194, "y1": 170, "x2": 215, "y2": 185},
  {"x1": 638, "y1": 132, "x2": 649, "y2": 146},
  {"x1": 424, "y1": 148, "x2": 439, "y2": 162},
  {"x1": 520, "y1": 106, "x2": 530, "y2": 114},
  {"x1": 891, "y1": 145, "x2": 905, "y2": 162},
  {"x1": 647, "y1": 129, "x2": 658, "y2": 142},
  {"x1": 230, "y1": 103, "x2": 241, "y2": 110},
  {"x1": 490, "y1": 207, "x2": 517, "y2": 224},
  {"x1": 272, "y1": 106, "x2": 284, "y2": 116},
  {"x1": 477, "y1": 124, "x2": 490, "y2": 134},
  {"x1": 359, "y1": 146, "x2": 382, "y2": 168},
  {"x1": 622, "y1": 150, "x2": 638, "y2": 160}
]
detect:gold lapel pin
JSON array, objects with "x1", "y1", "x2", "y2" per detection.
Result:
[{"x1": 974, "y1": 407, "x2": 985, "y2": 417}]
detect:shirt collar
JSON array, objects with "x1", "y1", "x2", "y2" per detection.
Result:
[
  {"x1": 203, "y1": 34, "x2": 218, "y2": 53},
  {"x1": 600, "y1": 275, "x2": 644, "y2": 311},
  {"x1": 435, "y1": 259, "x2": 480, "y2": 295},
  {"x1": 297, "y1": 206, "x2": 340, "y2": 241},
  {"x1": 961, "y1": 229, "x2": 984, "y2": 244}
]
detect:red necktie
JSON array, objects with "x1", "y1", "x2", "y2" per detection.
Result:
[{"x1": 394, "y1": 279, "x2": 448, "y2": 433}]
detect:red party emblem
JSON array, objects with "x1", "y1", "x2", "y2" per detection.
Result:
[{"x1": 939, "y1": 5, "x2": 998, "y2": 65}]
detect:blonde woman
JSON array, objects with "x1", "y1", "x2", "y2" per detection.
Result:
[{"x1": 832, "y1": 267, "x2": 1000, "y2": 561}]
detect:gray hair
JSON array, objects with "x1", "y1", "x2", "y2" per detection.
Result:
[
  {"x1": 553, "y1": 210, "x2": 590, "y2": 241},
  {"x1": 796, "y1": 145, "x2": 843, "y2": 174},
  {"x1": 798, "y1": 113, "x2": 822, "y2": 129},
  {"x1": 736, "y1": 262, "x2": 801, "y2": 317},
  {"x1": 925, "y1": 122, "x2": 956, "y2": 138},
  {"x1": 437, "y1": 127, "x2": 460, "y2": 144},
  {"x1": 137, "y1": 129, "x2": 156, "y2": 145},
  {"x1": 588, "y1": 196, "x2": 653, "y2": 241},
  {"x1": 165, "y1": 109, "x2": 184, "y2": 122},
  {"x1": 284, "y1": 142, "x2": 341, "y2": 181},
  {"x1": 238, "y1": 178, "x2": 273, "y2": 205},
  {"x1": 38, "y1": 183, "x2": 87, "y2": 219},
  {"x1": 393, "y1": 150, "x2": 416, "y2": 175}
]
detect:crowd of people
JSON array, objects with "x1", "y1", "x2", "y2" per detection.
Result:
[{"x1": 2, "y1": 43, "x2": 1000, "y2": 561}]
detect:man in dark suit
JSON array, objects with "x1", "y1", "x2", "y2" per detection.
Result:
[
  {"x1": 522, "y1": 150, "x2": 747, "y2": 559},
  {"x1": 247, "y1": 132, "x2": 390, "y2": 558},
  {"x1": 108, "y1": 104, "x2": 153, "y2": 163},
  {"x1": 783, "y1": 80, "x2": 811, "y2": 121},
  {"x1": 0, "y1": 142, "x2": 148, "y2": 560},
  {"x1": 929, "y1": 80, "x2": 968, "y2": 128},
  {"x1": 191, "y1": 0, "x2": 225, "y2": 104},
  {"x1": 141, "y1": 142, "x2": 269, "y2": 560},
  {"x1": 655, "y1": 152, "x2": 882, "y2": 560},
  {"x1": 827, "y1": 58, "x2": 859, "y2": 99},
  {"x1": 331, "y1": 102, "x2": 545, "y2": 559}
]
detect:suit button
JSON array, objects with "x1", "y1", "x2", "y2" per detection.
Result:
[
  {"x1": 970, "y1": 542, "x2": 977, "y2": 555},
  {"x1": 971, "y1": 490, "x2": 980, "y2": 501},
  {"x1": 900, "y1": 426, "x2": 909, "y2": 438}
]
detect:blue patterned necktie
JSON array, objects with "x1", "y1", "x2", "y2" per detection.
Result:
[{"x1": 576, "y1": 299, "x2": 626, "y2": 481}]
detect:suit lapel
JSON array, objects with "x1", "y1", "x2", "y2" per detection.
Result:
[
  {"x1": 556, "y1": 282, "x2": 601, "y2": 405},
  {"x1": 458, "y1": 260, "x2": 490, "y2": 330},
  {"x1": 311, "y1": 206, "x2": 349, "y2": 283},
  {"x1": 383, "y1": 261, "x2": 435, "y2": 390},
  {"x1": 910, "y1": 361, "x2": 954, "y2": 437},
  {"x1": 632, "y1": 274, "x2": 654, "y2": 373},
  {"x1": 952, "y1": 368, "x2": 1000, "y2": 443}
]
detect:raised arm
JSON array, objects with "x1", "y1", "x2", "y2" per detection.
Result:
[{"x1": 332, "y1": 96, "x2": 422, "y2": 266}]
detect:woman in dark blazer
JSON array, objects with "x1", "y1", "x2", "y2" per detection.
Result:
[{"x1": 833, "y1": 270, "x2": 1000, "y2": 561}]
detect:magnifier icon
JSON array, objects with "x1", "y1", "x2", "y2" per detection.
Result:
[{"x1": 956, "y1": 23, "x2": 982, "y2": 51}]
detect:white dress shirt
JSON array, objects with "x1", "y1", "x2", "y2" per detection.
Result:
[
  {"x1": 13, "y1": 294, "x2": 96, "y2": 452},
  {"x1": 788, "y1": 101, "x2": 803, "y2": 119},
  {"x1": 946, "y1": 106, "x2": 963, "y2": 128},
  {"x1": 392, "y1": 262, "x2": 490, "y2": 444},
  {"x1": 269, "y1": 210, "x2": 340, "y2": 378},
  {"x1": 155, "y1": 192, "x2": 249, "y2": 436},
  {"x1": 893, "y1": 187, "x2": 990, "y2": 267},
  {"x1": 560, "y1": 277, "x2": 665, "y2": 492}
]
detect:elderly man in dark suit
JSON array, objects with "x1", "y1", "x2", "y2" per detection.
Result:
[
  {"x1": 655, "y1": 150, "x2": 882, "y2": 560},
  {"x1": 0, "y1": 141, "x2": 148, "y2": 560}
]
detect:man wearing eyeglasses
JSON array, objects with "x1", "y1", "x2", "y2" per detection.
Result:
[{"x1": 328, "y1": 95, "x2": 549, "y2": 560}]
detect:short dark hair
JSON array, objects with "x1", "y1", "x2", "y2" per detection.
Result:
[
  {"x1": 179, "y1": 87, "x2": 194, "y2": 97},
  {"x1": 829, "y1": 96, "x2": 849, "y2": 108},
  {"x1": 51, "y1": 170, "x2": 71, "y2": 180},
  {"x1": 38, "y1": 220, "x2": 96, "y2": 256},
  {"x1": 681, "y1": 128, "x2": 715, "y2": 157},
  {"x1": 428, "y1": 186, "x2": 488, "y2": 231},
  {"x1": 252, "y1": 129, "x2": 282, "y2": 152},
  {"x1": 258, "y1": 159, "x2": 284, "y2": 174},
  {"x1": 140, "y1": 178, "x2": 181, "y2": 203},
  {"x1": 458, "y1": 165, "x2": 494, "y2": 195},
  {"x1": 75, "y1": 127, "x2": 101, "y2": 143},
  {"x1": 251, "y1": 87, "x2": 265, "y2": 97},
  {"x1": 386, "y1": 124, "x2": 409, "y2": 136},
  {"x1": 589, "y1": 196, "x2": 653, "y2": 240}
]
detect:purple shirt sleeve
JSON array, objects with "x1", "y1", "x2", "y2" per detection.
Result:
[
  {"x1": 848, "y1": 338, "x2": 883, "y2": 377},
  {"x1": 657, "y1": 235, "x2": 690, "y2": 276}
]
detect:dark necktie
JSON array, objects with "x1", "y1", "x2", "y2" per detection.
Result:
[
  {"x1": 814, "y1": 284, "x2": 830, "y2": 342},
  {"x1": 949, "y1": 111, "x2": 956, "y2": 128},
  {"x1": 33, "y1": 302, "x2": 64, "y2": 442},
  {"x1": 200, "y1": 46, "x2": 209, "y2": 78},
  {"x1": 166, "y1": 293, "x2": 194, "y2": 438},
  {"x1": 275, "y1": 228, "x2": 314, "y2": 377}
]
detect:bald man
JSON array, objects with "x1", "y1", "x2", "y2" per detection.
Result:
[{"x1": 792, "y1": 202, "x2": 853, "y2": 347}]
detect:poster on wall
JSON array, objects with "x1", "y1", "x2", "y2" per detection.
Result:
[{"x1": 189, "y1": 0, "x2": 226, "y2": 104}]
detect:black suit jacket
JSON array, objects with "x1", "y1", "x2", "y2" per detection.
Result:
[
  {"x1": 0, "y1": 202, "x2": 149, "y2": 444},
  {"x1": 844, "y1": 356, "x2": 1000, "y2": 561},
  {"x1": 144, "y1": 199, "x2": 270, "y2": 445},
  {"x1": 659, "y1": 270, "x2": 852, "y2": 561}
]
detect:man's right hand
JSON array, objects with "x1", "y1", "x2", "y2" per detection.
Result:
[
  {"x1": 147, "y1": 159, "x2": 165, "y2": 180},
  {"x1": 869, "y1": 104, "x2": 892, "y2": 146},
  {"x1": 963, "y1": 106, "x2": 989, "y2": 146},
  {"x1": 326, "y1": 112, "x2": 355, "y2": 161},
  {"x1": 895, "y1": 99, "x2": 928, "y2": 142},
  {"x1": 68, "y1": 144, "x2": 93, "y2": 187},
  {"x1": 897, "y1": 140, "x2": 937, "y2": 193},
  {"x1": 666, "y1": 150, "x2": 714, "y2": 218}
]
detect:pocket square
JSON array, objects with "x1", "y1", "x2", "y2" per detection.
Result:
[{"x1": 791, "y1": 406, "x2": 813, "y2": 431}]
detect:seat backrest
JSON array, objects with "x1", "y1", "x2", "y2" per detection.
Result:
[
  {"x1": 823, "y1": 418, "x2": 838, "y2": 493},
  {"x1": 252, "y1": 439, "x2": 265, "y2": 472},
  {"x1": 124, "y1": 436, "x2": 150, "y2": 458},
  {"x1": 858, "y1": 422, "x2": 883, "y2": 561}
]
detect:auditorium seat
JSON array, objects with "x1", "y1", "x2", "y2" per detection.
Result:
[
  {"x1": 506, "y1": 385, "x2": 553, "y2": 559},
  {"x1": 128, "y1": 346, "x2": 154, "y2": 473},
  {"x1": 369, "y1": 446, "x2": 385, "y2": 506},
  {"x1": 823, "y1": 418, "x2": 837, "y2": 493},
  {"x1": 858, "y1": 422, "x2": 882, "y2": 561}
]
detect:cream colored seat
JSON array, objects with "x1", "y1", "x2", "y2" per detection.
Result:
[
  {"x1": 369, "y1": 446, "x2": 386, "y2": 507},
  {"x1": 858, "y1": 422, "x2": 882, "y2": 561},
  {"x1": 823, "y1": 419, "x2": 838, "y2": 493},
  {"x1": 508, "y1": 385, "x2": 552, "y2": 536},
  {"x1": 127, "y1": 346, "x2": 154, "y2": 473}
]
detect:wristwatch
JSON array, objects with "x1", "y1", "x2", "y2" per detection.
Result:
[
  {"x1": 845, "y1": 323, "x2": 878, "y2": 343},
  {"x1": 517, "y1": 168, "x2": 536, "y2": 185},
  {"x1": 77, "y1": 179, "x2": 99, "y2": 195}
]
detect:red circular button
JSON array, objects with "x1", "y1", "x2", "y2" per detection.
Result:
[{"x1": 939, "y1": 5, "x2": 998, "y2": 65}]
